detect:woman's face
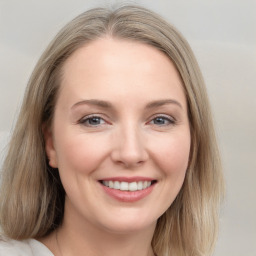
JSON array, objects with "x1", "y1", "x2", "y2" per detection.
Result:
[{"x1": 45, "y1": 38, "x2": 191, "y2": 234}]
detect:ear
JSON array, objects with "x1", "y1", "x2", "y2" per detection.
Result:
[{"x1": 42, "y1": 124, "x2": 58, "y2": 168}]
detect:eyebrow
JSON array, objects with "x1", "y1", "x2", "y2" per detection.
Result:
[
  {"x1": 145, "y1": 99, "x2": 183, "y2": 109},
  {"x1": 71, "y1": 99, "x2": 113, "y2": 109},
  {"x1": 71, "y1": 98, "x2": 183, "y2": 110}
]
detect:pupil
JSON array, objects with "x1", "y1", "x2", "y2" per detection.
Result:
[
  {"x1": 155, "y1": 117, "x2": 165, "y2": 124},
  {"x1": 89, "y1": 117, "x2": 100, "y2": 125}
]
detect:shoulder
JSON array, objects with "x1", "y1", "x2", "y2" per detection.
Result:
[
  {"x1": 0, "y1": 239, "x2": 33, "y2": 255},
  {"x1": 0, "y1": 238, "x2": 54, "y2": 256}
]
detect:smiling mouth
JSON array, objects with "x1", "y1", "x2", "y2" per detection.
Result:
[{"x1": 99, "y1": 180, "x2": 157, "y2": 192}]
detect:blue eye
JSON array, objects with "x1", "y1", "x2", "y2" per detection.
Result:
[
  {"x1": 150, "y1": 116, "x2": 175, "y2": 126},
  {"x1": 80, "y1": 116, "x2": 106, "y2": 126}
]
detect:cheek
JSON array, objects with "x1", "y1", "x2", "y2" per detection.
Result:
[
  {"x1": 151, "y1": 131, "x2": 191, "y2": 177},
  {"x1": 55, "y1": 132, "x2": 109, "y2": 175}
]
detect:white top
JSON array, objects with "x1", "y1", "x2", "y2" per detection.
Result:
[{"x1": 0, "y1": 238, "x2": 54, "y2": 256}]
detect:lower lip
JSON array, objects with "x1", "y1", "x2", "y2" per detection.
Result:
[{"x1": 100, "y1": 183, "x2": 155, "y2": 202}]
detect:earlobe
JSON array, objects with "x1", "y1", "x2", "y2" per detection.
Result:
[{"x1": 42, "y1": 124, "x2": 58, "y2": 168}]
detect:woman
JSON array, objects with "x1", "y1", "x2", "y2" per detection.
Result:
[{"x1": 0, "y1": 5, "x2": 224, "y2": 256}]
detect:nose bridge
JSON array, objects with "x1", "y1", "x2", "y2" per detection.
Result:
[{"x1": 111, "y1": 120, "x2": 148, "y2": 167}]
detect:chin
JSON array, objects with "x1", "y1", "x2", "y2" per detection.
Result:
[{"x1": 96, "y1": 211, "x2": 157, "y2": 235}]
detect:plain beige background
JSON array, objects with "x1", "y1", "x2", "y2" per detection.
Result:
[{"x1": 0, "y1": 0, "x2": 255, "y2": 255}]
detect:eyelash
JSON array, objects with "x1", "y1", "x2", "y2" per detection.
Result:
[
  {"x1": 148, "y1": 114, "x2": 176, "y2": 126},
  {"x1": 78, "y1": 115, "x2": 107, "y2": 127},
  {"x1": 78, "y1": 114, "x2": 176, "y2": 128}
]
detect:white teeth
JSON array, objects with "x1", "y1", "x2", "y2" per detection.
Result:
[
  {"x1": 129, "y1": 182, "x2": 137, "y2": 191},
  {"x1": 113, "y1": 181, "x2": 120, "y2": 189},
  {"x1": 102, "y1": 180, "x2": 153, "y2": 191},
  {"x1": 120, "y1": 182, "x2": 129, "y2": 191},
  {"x1": 137, "y1": 181, "x2": 143, "y2": 190},
  {"x1": 109, "y1": 181, "x2": 114, "y2": 189},
  {"x1": 103, "y1": 181, "x2": 109, "y2": 186}
]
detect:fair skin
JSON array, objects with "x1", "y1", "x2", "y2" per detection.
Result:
[{"x1": 42, "y1": 38, "x2": 191, "y2": 256}]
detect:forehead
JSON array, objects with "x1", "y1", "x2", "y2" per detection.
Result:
[
  {"x1": 58, "y1": 37, "x2": 186, "y2": 106},
  {"x1": 63, "y1": 38, "x2": 178, "y2": 74}
]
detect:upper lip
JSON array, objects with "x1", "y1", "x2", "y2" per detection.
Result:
[{"x1": 99, "y1": 176, "x2": 156, "y2": 182}]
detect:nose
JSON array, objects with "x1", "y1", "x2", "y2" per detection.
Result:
[{"x1": 111, "y1": 124, "x2": 149, "y2": 168}]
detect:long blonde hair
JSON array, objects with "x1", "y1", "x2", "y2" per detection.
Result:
[{"x1": 0, "y1": 5, "x2": 224, "y2": 256}]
